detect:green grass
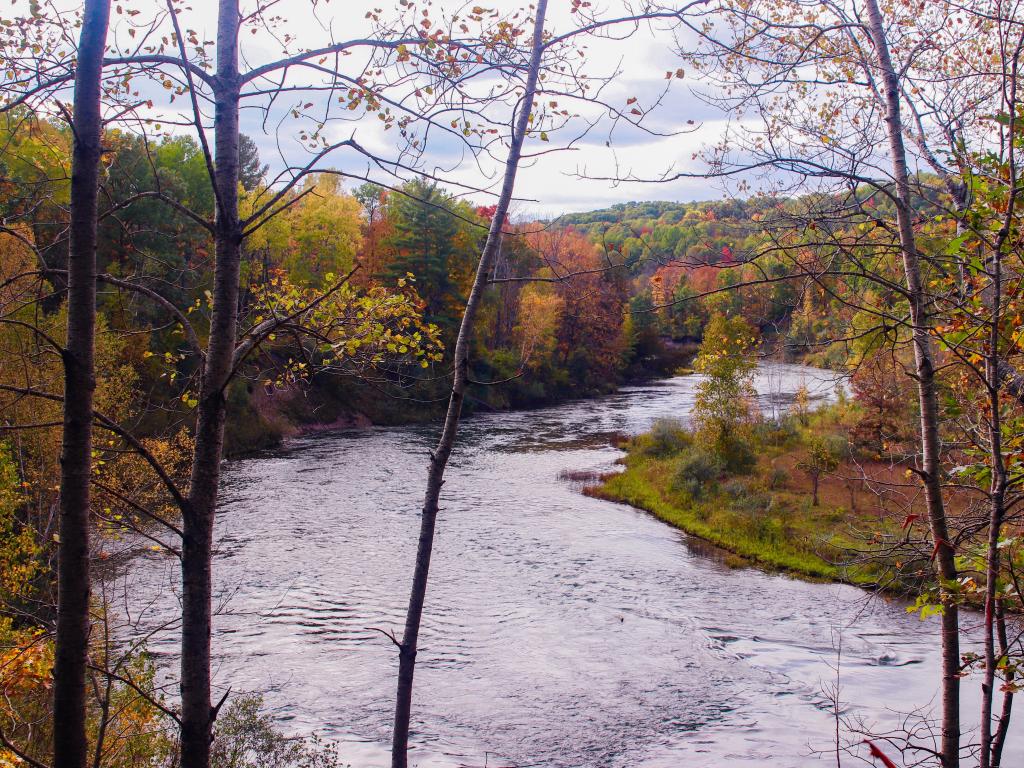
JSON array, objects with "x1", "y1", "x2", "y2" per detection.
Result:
[{"x1": 591, "y1": 445, "x2": 896, "y2": 587}]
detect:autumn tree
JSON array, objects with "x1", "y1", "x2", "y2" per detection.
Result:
[
  {"x1": 526, "y1": 227, "x2": 628, "y2": 389},
  {"x1": 55, "y1": 3, "x2": 110, "y2": 766},
  {"x1": 0, "y1": 1, "x2": 543, "y2": 765},
  {"x1": 691, "y1": 313, "x2": 759, "y2": 472},
  {"x1": 662, "y1": 0, "x2": 1024, "y2": 762}
]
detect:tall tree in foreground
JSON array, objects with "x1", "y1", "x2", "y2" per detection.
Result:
[
  {"x1": 391, "y1": 2, "x2": 549, "y2": 764},
  {"x1": 53, "y1": 1, "x2": 111, "y2": 765},
  {"x1": 860, "y1": 1, "x2": 960, "y2": 761},
  {"x1": 176, "y1": 2, "x2": 243, "y2": 764}
]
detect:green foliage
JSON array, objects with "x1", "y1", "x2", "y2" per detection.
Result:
[
  {"x1": 635, "y1": 418, "x2": 691, "y2": 457},
  {"x1": 752, "y1": 417, "x2": 799, "y2": 448},
  {"x1": 800, "y1": 436, "x2": 843, "y2": 472},
  {"x1": 238, "y1": 134, "x2": 268, "y2": 192},
  {"x1": 379, "y1": 179, "x2": 479, "y2": 332},
  {"x1": 0, "y1": 442, "x2": 36, "y2": 607},
  {"x1": 671, "y1": 446, "x2": 724, "y2": 499},
  {"x1": 692, "y1": 314, "x2": 760, "y2": 472},
  {"x1": 212, "y1": 694, "x2": 343, "y2": 768}
]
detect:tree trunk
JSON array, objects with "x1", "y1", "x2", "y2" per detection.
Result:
[
  {"x1": 980, "y1": 42, "x2": 1019, "y2": 767},
  {"x1": 391, "y1": 4, "x2": 548, "y2": 765},
  {"x1": 863, "y1": 1, "x2": 960, "y2": 764},
  {"x1": 52, "y1": 2, "x2": 110, "y2": 766},
  {"x1": 990, "y1": 603, "x2": 1014, "y2": 768},
  {"x1": 179, "y1": 3, "x2": 241, "y2": 767}
]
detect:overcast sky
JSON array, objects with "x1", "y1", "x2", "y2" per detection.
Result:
[{"x1": 84, "y1": 0, "x2": 740, "y2": 215}]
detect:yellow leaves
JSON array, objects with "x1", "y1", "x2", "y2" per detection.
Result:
[{"x1": 0, "y1": 627, "x2": 51, "y2": 698}]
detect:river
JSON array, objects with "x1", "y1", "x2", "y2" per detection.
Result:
[{"x1": 128, "y1": 364, "x2": 1022, "y2": 767}]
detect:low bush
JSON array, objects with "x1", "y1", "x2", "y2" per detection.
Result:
[
  {"x1": 820, "y1": 432, "x2": 851, "y2": 460},
  {"x1": 212, "y1": 694, "x2": 342, "y2": 768},
  {"x1": 753, "y1": 416, "x2": 799, "y2": 448},
  {"x1": 766, "y1": 466, "x2": 788, "y2": 490},
  {"x1": 672, "y1": 446, "x2": 724, "y2": 499},
  {"x1": 715, "y1": 433, "x2": 757, "y2": 475},
  {"x1": 636, "y1": 418, "x2": 692, "y2": 458}
]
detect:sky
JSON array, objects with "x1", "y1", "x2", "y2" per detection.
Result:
[
  {"x1": 38, "y1": 0, "x2": 743, "y2": 216},
  {"x1": 219, "y1": 0, "x2": 738, "y2": 216}
]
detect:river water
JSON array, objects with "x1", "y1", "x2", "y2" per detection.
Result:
[{"x1": 129, "y1": 364, "x2": 1021, "y2": 767}]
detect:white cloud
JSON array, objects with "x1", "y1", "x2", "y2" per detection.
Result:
[{"x1": 32, "y1": 0, "x2": 737, "y2": 214}]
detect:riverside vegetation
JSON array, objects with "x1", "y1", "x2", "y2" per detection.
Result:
[
  {"x1": 593, "y1": 315, "x2": 890, "y2": 583},
  {"x1": 596, "y1": 315, "x2": 1009, "y2": 603}
]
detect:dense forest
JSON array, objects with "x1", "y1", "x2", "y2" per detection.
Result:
[{"x1": 0, "y1": 0, "x2": 1022, "y2": 767}]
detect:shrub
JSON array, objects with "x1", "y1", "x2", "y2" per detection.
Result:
[
  {"x1": 722, "y1": 478, "x2": 773, "y2": 513},
  {"x1": 716, "y1": 433, "x2": 757, "y2": 474},
  {"x1": 766, "y1": 466, "x2": 789, "y2": 490},
  {"x1": 212, "y1": 694, "x2": 342, "y2": 768},
  {"x1": 672, "y1": 446, "x2": 724, "y2": 499},
  {"x1": 820, "y1": 433, "x2": 850, "y2": 460},
  {"x1": 753, "y1": 417, "x2": 799, "y2": 448},
  {"x1": 637, "y1": 418, "x2": 692, "y2": 458},
  {"x1": 734, "y1": 490, "x2": 773, "y2": 514},
  {"x1": 721, "y1": 478, "x2": 748, "y2": 498}
]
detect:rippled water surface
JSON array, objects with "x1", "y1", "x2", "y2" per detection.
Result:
[{"x1": 131, "y1": 365, "x2": 1021, "y2": 767}]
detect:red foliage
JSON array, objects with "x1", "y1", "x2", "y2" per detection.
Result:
[
  {"x1": 864, "y1": 740, "x2": 899, "y2": 768},
  {"x1": 526, "y1": 228, "x2": 626, "y2": 379}
]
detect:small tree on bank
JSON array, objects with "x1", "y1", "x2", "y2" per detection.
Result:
[
  {"x1": 692, "y1": 313, "x2": 759, "y2": 473},
  {"x1": 797, "y1": 436, "x2": 842, "y2": 507}
]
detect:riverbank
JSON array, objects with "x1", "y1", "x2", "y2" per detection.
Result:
[
  {"x1": 224, "y1": 341, "x2": 696, "y2": 455},
  {"x1": 588, "y1": 407, "x2": 912, "y2": 588}
]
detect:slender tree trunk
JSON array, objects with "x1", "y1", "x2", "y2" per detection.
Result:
[
  {"x1": 979, "y1": 183, "x2": 1008, "y2": 768},
  {"x1": 391, "y1": 4, "x2": 548, "y2": 765},
  {"x1": 52, "y1": 2, "x2": 111, "y2": 766},
  {"x1": 863, "y1": 2, "x2": 960, "y2": 764},
  {"x1": 980, "y1": 38, "x2": 1019, "y2": 767},
  {"x1": 179, "y1": 3, "x2": 241, "y2": 766},
  {"x1": 990, "y1": 603, "x2": 1014, "y2": 768},
  {"x1": 979, "y1": 484, "x2": 1005, "y2": 768}
]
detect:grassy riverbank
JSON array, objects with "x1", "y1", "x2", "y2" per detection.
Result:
[{"x1": 590, "y1": 407, "x2": 911, "y2": 587}]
